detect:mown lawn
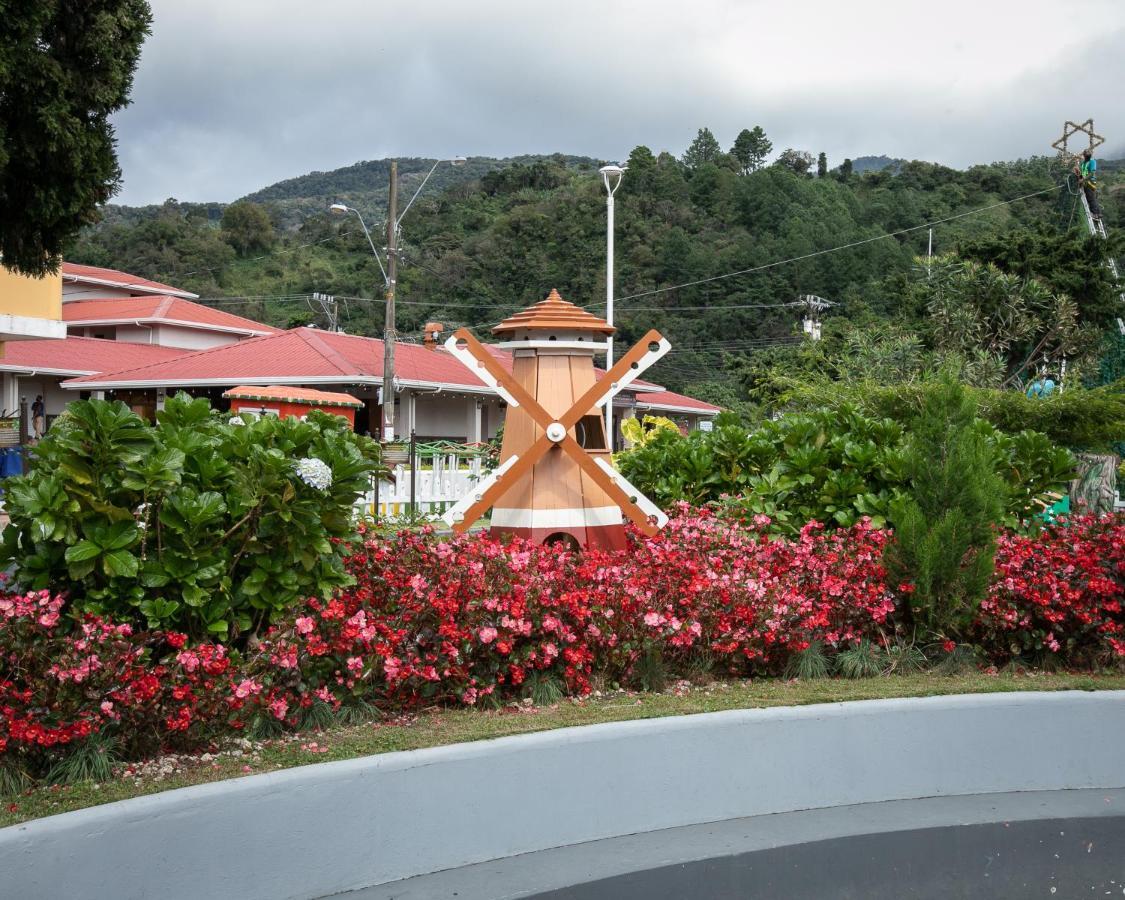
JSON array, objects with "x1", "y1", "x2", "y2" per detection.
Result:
[{"x1": 3, "y1": 671, "x2": 1123, "y2": 828}]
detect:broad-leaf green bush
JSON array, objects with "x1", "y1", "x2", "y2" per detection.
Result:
[
  {"x1": 616, "y1": 404, "x2": 1073, "y2": 534},
  {"x1": 784, "y1": 378, "x2": 1125, "y2": 454},
  {"x1": 0, "y1": 395, "x2": 382, "y2": 641}
]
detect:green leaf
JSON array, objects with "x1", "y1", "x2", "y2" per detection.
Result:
[
  {"x1": 140, "y1": 563, "x2": 171, "y2": 588},
  {"x1": 102, "y1": 549, "x2": 139, "y2": 578},
  {"x1": 65, "y1": 540, "x2": 103, "y2": 563},
  {"x1": 182, "y1": 583, "x2": 207, "y2": 607},
  {"x1": 98, "y1": 521, "x2": 140, "y2": 551}
]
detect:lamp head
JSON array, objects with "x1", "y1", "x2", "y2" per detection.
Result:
[
  {"x1": 328, "y1": 203, "x2": 349, "y2": 215},
  {"x1": 599, "y1": 163, "x2": 626, "y2": 195},
  {"x1": 450, "y1": 156, "x2": 467, "y2": 167}
]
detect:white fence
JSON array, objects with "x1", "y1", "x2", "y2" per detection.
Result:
[{"x1": 356, "y1": 449, "x2": 487, "y2": 520}]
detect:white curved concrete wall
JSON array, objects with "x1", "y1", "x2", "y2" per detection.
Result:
[{"x1": 2, "y1": 691, "x2": 1123, "y2": 900}]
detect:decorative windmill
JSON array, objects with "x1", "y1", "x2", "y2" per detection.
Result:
[{"x1": 441, "y1": 289, "x2": 671, "y2": 550}]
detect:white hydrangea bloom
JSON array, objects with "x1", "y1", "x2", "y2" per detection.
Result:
[{"x1": 295, "y1": 456, "x2": 333, "y2": 492}]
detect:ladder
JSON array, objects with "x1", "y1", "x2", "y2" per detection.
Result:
[{"x1": 1078, "y1": 188, "x2": 1125, "y2": 334}]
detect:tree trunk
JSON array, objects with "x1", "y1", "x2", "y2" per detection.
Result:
[{"x1": 1068, "y1": 453, "x2": 1119, "y2": 516}]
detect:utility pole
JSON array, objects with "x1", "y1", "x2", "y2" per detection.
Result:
[
  {"x1": 383, "y1": 162, "x2": 398, "y2": 442},
  {"x1": 312, "y1": 292, "x2": 339, "y2": 332}
]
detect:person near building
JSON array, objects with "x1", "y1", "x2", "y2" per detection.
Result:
[
  {"x1": 1075, "y1": 149, "x2": 1101, "y2": 220},
  {"x1": 31, "y1": 395, "x2": 45, "y2": 440}
]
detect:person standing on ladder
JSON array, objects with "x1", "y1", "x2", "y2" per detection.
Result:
[{"x1": 1075, "y1": 148, "x2": 1102, "y2": 220}]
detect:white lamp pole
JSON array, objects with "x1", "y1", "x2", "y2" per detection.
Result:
[{"x1": 599, "y1": 163, "x2": 625, "y2": 450}]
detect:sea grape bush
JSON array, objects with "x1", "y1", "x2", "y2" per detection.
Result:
[
  {"x1": 0, "y1": 395, "x2": 382, "y2": 641},
  {"x1": 976, "y1": 515, "x2": 1125, "y2": 663},
  {"x1": 3, "y1": 511, "x2": 1122, "y2": 787},
  {"x1": 617, "y1": 406, "x2": 1073, "y2": 534}
]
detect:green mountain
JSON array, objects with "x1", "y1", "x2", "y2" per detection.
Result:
[
  {"x1": 241, "y1": 154, "x2": 602, "y2": 230},
  {"x1": 850, "y1": 155, "x2": 907, "y2": 175},
  {"x1": 66, "y1": 143, "x2": 1124, "y2": 403}
]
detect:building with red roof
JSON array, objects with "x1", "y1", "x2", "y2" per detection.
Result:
[
  {"x1": 60, "y1": 262, "x2": 199, "y2": 300},
  {"x1": 11, "y1": 264, "x2": 719, "y2": 445},
  {"x1": 4, "y1": 263, "x2": 267, "y2": 428},
  {"x1": 64, "y1": 295, "x2": 280, "y2": 349},
  {"x1": 65, "y1": 324, "x2": 720, "y2": 443},
  {"x1": 0, "y1": 337, "x2": 186, "y2": 428}
]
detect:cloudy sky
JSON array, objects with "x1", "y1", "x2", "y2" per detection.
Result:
[{"x1": 112, "y1": 0, "x2": 1125, "y2": 205}]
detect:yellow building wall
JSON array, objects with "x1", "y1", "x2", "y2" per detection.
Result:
[{"x1": 0, "y1": 267, "x2": 63, "y2": 321}]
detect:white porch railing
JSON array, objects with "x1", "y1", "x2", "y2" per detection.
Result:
[{"x1": 356, "y1": 448, "x2": 488, "y2": 520}]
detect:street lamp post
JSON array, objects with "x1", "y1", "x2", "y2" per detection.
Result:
[
  {"x1": 599, "y1": 163, "x2": 625, "y2": 450},
  {"x1": 330, "y1": 156, "x2": 465, "y2": 441}
]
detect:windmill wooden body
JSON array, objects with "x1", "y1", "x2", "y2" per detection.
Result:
[{"x1": 442, "y1": 289, "x2": 671, "y2": 550}]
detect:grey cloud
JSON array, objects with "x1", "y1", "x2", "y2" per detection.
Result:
[{"x1": 110, "y1": 0, "x2": 1125, "y2": 205}]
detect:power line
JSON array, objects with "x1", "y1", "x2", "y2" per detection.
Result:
[{"x1": 613, "y1": 186, "x2": 1060, "y2": 304}]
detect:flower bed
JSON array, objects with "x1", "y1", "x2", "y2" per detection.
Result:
[
  {"x1": 3, "y1": 510, "x2": 1123, "y2": 788},
  {"x1": 976, "y1": 515, "x2": 1125, "y2": 664}
]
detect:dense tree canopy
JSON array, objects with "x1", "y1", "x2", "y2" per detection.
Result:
[
  {"x1": 0, "y1": 0, "x2": 151, "y2": 276},
  {"x1": 221, "y1": 201, "x2": 275, "y2": 256},
  {"x1": 65, "y1": 134, "x2": 1122, "y2": 410}
]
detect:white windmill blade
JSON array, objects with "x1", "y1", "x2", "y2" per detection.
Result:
[
  {"x1": 594, "y1": 335, "x2": 672, "y2": 409},
  {"x1": 441, "y1": 454, "x2": 520, "y2": 528},
  {"x1": 592, "y1": 457, "x2": 669, "y2": 529},
  {"x1": 444, "y1": 333, "x2": 521, "y2": 408}
]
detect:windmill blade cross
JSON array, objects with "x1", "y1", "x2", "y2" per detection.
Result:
[{"x1": 441, "y1": 323, "x2": 673, "y2": 539}]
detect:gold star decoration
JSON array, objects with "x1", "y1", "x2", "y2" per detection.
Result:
[{"x1": 1051, "y1": 118, "x2": 1104, "y2": 162}]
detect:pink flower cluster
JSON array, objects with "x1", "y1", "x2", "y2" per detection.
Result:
[
  {"x1": 976, "y1": 515, "x2": 1125, "y2": 662},
  {"x1": 252, "y1": 509, "x2": 897, "y2": 710},
  {"x1": 4, "y1": 511, "x2": 1122, "y2": 782}
]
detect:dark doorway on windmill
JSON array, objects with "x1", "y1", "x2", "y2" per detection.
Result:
[
  {"x1": 575, "y1": 415, "x2": 607, "y2": 451},
  {"x1": 543, "y1": 532, "x2": 581, "y2": 552}
]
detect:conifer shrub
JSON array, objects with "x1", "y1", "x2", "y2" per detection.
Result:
[{"x1": 886, "y1": 379, "x2": 1007, "y2": 639}]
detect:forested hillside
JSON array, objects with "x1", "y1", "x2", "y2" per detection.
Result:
[{"x1": 66, "y1": 130, "x2": 1125, "y2": 408}]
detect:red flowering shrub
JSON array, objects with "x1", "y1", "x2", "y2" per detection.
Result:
[
  {"x1": 283, "y1": 508, "x2": 898, "y2": 707},
  {"x1": 2, "y1": 593, "x2": 257, "y2": 780},
  {"x1": 1, "y1": 590, "x2": 163, "y2": 778},
  {"x1": 975, "y1": 515, "x2": 1125, "y2": 664},
  {"x1": 4, "y1": 510, "x2": 1122, "y2": 788}
]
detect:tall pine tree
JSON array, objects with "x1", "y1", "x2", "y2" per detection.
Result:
[
  {"x1": 730, "y1": 125, "x2": 772, "y2": 174},
  {"x1": 682, "y1": 127, "x2": 722, "y2": 169}
]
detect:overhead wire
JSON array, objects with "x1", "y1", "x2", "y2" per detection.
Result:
[{"x1": 612, "y1": 186, "x2": 1061, "y2": 305}]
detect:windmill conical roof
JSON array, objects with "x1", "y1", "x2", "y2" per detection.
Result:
[{"x1": 492, "y1": 289, "x2": 615, "y2": 335}]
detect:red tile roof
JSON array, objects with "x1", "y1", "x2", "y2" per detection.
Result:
[
  {"x1": 223, "y1": 385, "x2": 364, "y2": 408},
  {"x1": 61, "y1": 263, "x2": 198, "y2": 299},
  {"x1": 0, "y1": 337, "x2": 186, "y2": 376},
  {"x1": 65, "y1": 328, "x2": 509, "y2": 388},
  {"x1": 635, "y1": 389, "x2": 722, "y2": 414},
  {"x1": 62, "y1": 328, "x2": 716, "y2": 418},
  {"x1": 63, "y1": 296, "x2": 279, "y2": 336}
]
